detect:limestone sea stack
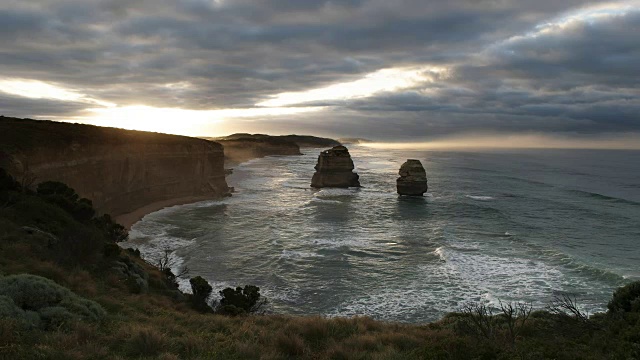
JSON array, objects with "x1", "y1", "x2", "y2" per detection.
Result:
[
  {"x1": 397, "y1": 159, "x2": 428, "y2": 196},
  {"x1": 311, "y1": 146, "x2": 361, "y2": 188}
]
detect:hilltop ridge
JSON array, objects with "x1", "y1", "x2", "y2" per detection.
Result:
[{"x1": 214, "y1": 133, "x2": 341, "y2": 148}]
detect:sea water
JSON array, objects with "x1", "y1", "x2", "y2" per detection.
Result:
[{"x1": 121, "y1": 147, "x2": 640, "y2": 323}]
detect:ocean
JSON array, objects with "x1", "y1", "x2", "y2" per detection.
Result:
[{"x1": 120, "y1": 146, "x2": 640, "y2": 323}]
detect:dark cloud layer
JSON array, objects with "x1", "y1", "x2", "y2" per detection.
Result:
[{"x1": 0, "y1": 0, "x2": 638, "y2": 139}]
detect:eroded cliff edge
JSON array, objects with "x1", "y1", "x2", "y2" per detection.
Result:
[
  {"x1": 213, "y1": 136, "x2": 302, "y2": 165},
  {"x1": 0, "y1": 116, "x2": 230, "y2": 223}
]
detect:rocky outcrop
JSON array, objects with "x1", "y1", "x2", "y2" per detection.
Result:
[
  {"x1": 397, "y1": 159, "x2": 428, "y2": 196},
  {"x1": 311, "y1": 146, "x2": 360, "y2": 188},
  {"x1": 0, "y1": 116, "x2": 230, "y2": 218}
]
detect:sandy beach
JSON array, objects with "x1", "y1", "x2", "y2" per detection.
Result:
[{"x1": 114, "y1": 195, "x2": 220, "y2": 230}]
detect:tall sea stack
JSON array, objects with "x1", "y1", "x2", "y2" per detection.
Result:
[
  {"x1": 397, "y1": 159, "x2": 428, "y2": 196},
  {"x1": 311, "y1": 146, "x2": 361, "y2": 188}
]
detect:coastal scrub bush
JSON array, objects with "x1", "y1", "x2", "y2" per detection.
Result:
[
  {"x1": 103, "y1": 243, "x2": 121, "y2": 258},
  {"x1": 0, "y1": 168, "x2": 20, "y2": 192},
  {"x1": 93, "y1": 214, "x2": 128, "y2": 242},
  {"x1": 189, "y1": 276, "x2": 212, "y2": 312},
  {"x1": 218, "y1": 285, "x2": 266, "y2": 316},
  {"x1": 549, "y1": 294, "x2": 590, "y2": 323},
  {"x1": 0, "y1": 274, "x2": 106, "y2": 329},
  {"x1": 0, "y1": 169, "x2": 22, "y2": 208},
  {"x1": 53, "y1": 226, "x2": 105, "y2": 266},
  {"x1": 36, "y1": 181, "x2": 95, "y2": 222},
  {"x1": 126, "y1": 247, "x2": 141, "y2": 258},
  {"x1": 458, "y1": 302, "x2": 498, "y2": 340},
  {"x1": 608, "y1": 280, "x2": 640, "y2": 313},
  {"x1": 499, "y1": 301, "x2": 532, "y2": 344},
  {"x1": 190, "y1": 276, "x2": 212, "y2": 299},
  {"x1": 0, "y1": 295, "x2": 41, "y2": 328}
]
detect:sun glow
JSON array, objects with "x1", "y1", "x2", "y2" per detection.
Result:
[
  {"x1": 77, "y1": 105, "x2": 323, "y2": 136},
  {"x1": 0, "y1": 78, "x2": 115, "y2": 107},
  {"x1": 257, "y1": 66, "x2": 448, "y2": 107},
  {"x1": 499, "y1": 1, "x2": 640, "y2": 45},
  {"x1": 0, "y1": 77, "x2": 326, "y2": 136}
]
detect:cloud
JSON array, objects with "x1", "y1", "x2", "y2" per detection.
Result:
[
  {"x1": 0, "y1": 92, "x2": 91, "y2": 119},
  {"x1": 0, "y1": 0, "x2": 638, "y2": 141}
]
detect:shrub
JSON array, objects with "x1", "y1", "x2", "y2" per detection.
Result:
[
  {"x1": 608, "y1": 281, "x2": 640, "y2": 313},
  {"x1": 36, "y1": 181, "x2": 79, "y2": 201},
  {"x1": 126, "y1": 247, "x2": 141, "y2": 258},
  {"x1": 7, "y1": 194, "x2": 77, "y2": 236},
  {"x1": 0, "y1": 295, "x2": 41, "y2": 329},
  {"x1": 189, "y1": 276, "x2": 213, "y2": 313},
  {"x1": 0, "y1": 274, "x2": 106, "y2": 329},
  {"x1": 0, "y1": 168, "x2": 20, "y2": 191},
  {"x1": 103, "y1": 243, "x2": 121, "y2": 258},
  {"x1": 52, "y1": 226, "x2": 105, "y2": 266},
  {"x1": 38, "y1": 306, "x2": 77, "y2": 329},
  {"x1": 36, "y1": 181, "x2": 95, "y2": 222},
  {"x1": 190, "y1": 276, "x2": 212, "y2": 300},
  {"x1": 93, "y1": 214, "x2": 128, "y2": 242},
  {"x1": 218, "y1": 285, "x2": 266, "y2": 316}
]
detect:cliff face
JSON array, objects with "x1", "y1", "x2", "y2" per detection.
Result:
[
  {"x1": 216, "y1": 138, "x2": 302, "y2": 165},
  {"x1": 217, "y1": 133, "x2": 341, "y2": 148},
  {"x1": 0, "y1": 117, "x2": 229, "y2": 217}
]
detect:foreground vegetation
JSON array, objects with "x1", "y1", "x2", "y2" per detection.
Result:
[{"x1": 1, "y1": 170, "x2": 639, "y2": 359}]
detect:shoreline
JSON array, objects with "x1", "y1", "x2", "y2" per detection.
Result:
[
  {"x1": 116, "y1": 147, "x2": 325, "y2": 230},
  {"x1": 114, "y1": 195, "x2": 222, "y2": 230}
]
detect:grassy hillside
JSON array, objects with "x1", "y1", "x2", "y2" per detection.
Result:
[{"x1": 1, "y1": 170, "x2": 639, "y2": 359}]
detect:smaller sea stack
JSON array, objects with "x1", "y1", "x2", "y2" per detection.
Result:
[
  {"x1": 311, "y1": 146, "x2": 361, "y2": 188},
  {"x1": 397, "y1": 159, "x2": 428, "y2": 196}
]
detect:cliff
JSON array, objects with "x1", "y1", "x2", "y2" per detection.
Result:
[
  {"x1": 218, "y1": 133, "x2": 341, "y2": 148},
  {"x1": 0, "y1": 116, "x2": 230, "y2": 221},
  {"x1": 214, "y1": 137, "x2": 302, "y2": 165}
]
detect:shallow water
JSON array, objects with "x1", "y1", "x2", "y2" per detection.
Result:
[{"x1": 121, "y1": 147, "x2": 640, "y2": 323}]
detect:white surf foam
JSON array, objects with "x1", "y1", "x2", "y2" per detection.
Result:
[
  {"x1": 280, "y1": 249, "x2": 324, "y2": 259},
  {"x1": 314, "y1": 188, "x2": 358, "y2": 197},
  {"x1": 466, "y1": 195, "x2": 495, "y2": 201},
  {"x1": 309, "y1": 197, "x2": 342, "y2": 204}
]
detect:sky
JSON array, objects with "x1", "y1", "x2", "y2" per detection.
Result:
[{"x1": 0, "y1": 0, "x2": 639, "y2": 146}]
